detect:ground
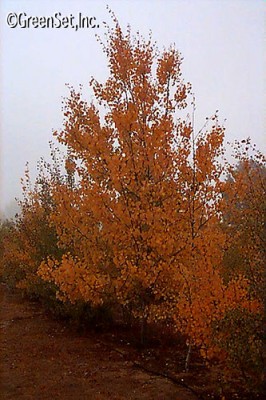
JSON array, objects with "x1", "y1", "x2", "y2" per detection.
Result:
[{"x1": 0, "y1": 283, "x2": 211, "y2": 400}]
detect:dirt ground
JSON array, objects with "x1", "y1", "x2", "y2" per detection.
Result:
[{"x1": 0, "y1": 283, "x2": 205, "y2": 400}]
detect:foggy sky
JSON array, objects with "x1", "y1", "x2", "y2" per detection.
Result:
[{"x1": 1, "y1": 0, "x2": 265, "y2": 217}]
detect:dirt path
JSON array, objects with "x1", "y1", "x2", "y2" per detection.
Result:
[{"x1": 0, "y1": 284, "x2": 198, "y2": 400}]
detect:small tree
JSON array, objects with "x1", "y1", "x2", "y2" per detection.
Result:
[
  {"x1": 215, "y1": 141, "x2": 265, "y2": 392},
  {"x1": 222, "y1": 141, "x2": 265, "y2": 300},
  {"x1": 1, "y1": 148, "x2": 65, "y2": 299}
]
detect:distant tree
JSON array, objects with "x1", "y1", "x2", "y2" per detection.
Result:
[
  {"x1": 0, "y1": 148, "x2": 65, "y2": 297},
  {"x1": 211, "y1": 141, "x2": 265, "y2": 393},
  {"x1": 222, "y1": 141, "x2": 266, "y2": 300}
]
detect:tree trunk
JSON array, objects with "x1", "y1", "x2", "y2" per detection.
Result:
[{"x1": 185, "y1": 342, "x2": 192, "y2": 372}]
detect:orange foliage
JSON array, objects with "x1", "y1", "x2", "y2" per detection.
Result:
[{"x1": 38, "y1": 16, "x2": 263, "y2": 348}]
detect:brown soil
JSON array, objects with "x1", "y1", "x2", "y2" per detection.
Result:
[{"x1": 0, "y1": 283, "x2": 206, "y2": 400}]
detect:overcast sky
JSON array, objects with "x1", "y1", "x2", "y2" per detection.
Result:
[{"x1": 1, "y1": 0, "x2": 265, "y2": 216}]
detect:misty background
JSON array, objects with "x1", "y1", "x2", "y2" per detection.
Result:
[{"x1": 1, "y1": 0, "x2": 265, "y2": 218}]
